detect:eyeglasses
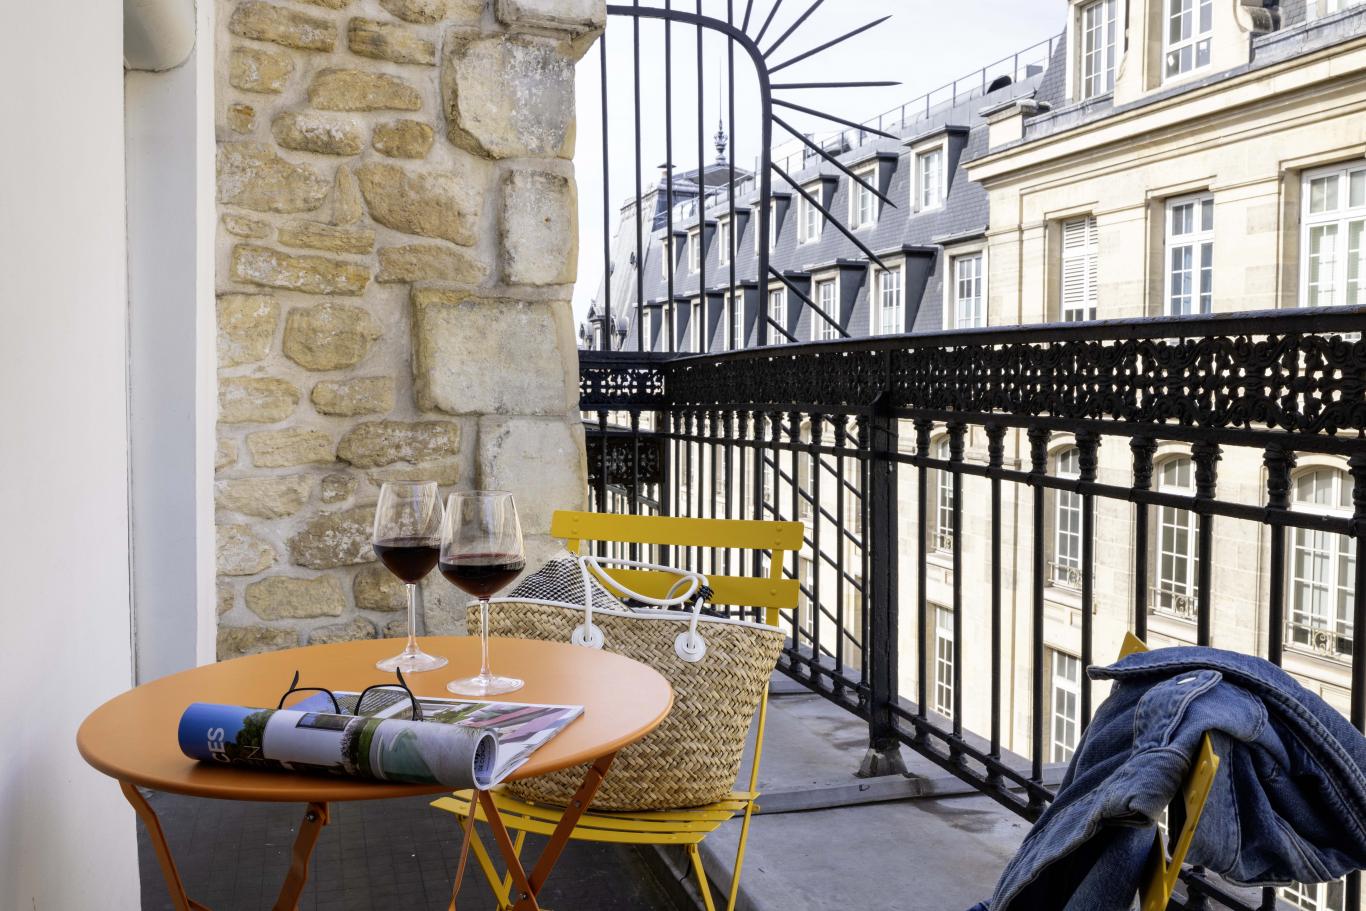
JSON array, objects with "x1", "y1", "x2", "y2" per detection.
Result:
[{"x1": 276, "y1": 668, "x2": 424, "y2": 722}]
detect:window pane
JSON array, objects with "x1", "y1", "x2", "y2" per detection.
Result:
[
  {"x1": 1309, "y1": 224, "x2": 1339, "y2": 306},
  {"x1": 1311, "y1": 175, "x2": 1340, "y2": 214},
  {"x1": 1351, "y1": 170, "x2": 1365, "y2": 208}
]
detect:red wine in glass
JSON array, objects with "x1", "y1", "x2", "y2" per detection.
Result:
[
  {"x1": 374, "y1": 536, "x2": 440, "y2": 584},
  {"x1": 438, "y1": 553, "x2": 526, "y2": 600}
]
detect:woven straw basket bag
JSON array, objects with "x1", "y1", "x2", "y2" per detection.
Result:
[{"x1": 470, "y1": 554, "x2": 784, "y2": 811}]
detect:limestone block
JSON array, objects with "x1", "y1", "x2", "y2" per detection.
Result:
[
  {"x1": 310, "y1": 617, "x2": 377, "y2": 645},
  {"x1": 218, "y1": 625, "x2": 299, "y2": 659},
  {"x1": 215, "y1": 475, "x2": 313, "y2": 518},
  {"x1": 309, "y1": 68, "x2": 422, "y2": 112},
  {"x1": 232, "y1": 244, "x2": 370, "y2": 296},
  {"x1": 228, "y1": 1, "x2": 337, "y2": 51},
  {"x1": 381, "y1": 0, "x2": 457, "y2": 24},
  {"x1": 311, "y1": 376, "x2": 396, "y2": 416},
  {"x1": 355, "y1": 162, "x2": 482, "y2": 246},
  {"x1": 442, "y1": 33, "x2": 574, "y2": 159},
  {"x1": 411, "y1": 289, "x2": 575, "y2": 415},
  {"x1": 279, "y1": 221, "x2": 375, "y2": 254},
  {"x1": 218, "y1": 584, "x2": 235, "y2": 616},
  {"x1": 219, "y1": 376, "x2": 300, "y2": 424},
  {"x1": 289, "y1": 505, "x2": 378, "y2": 568},
  {"x1": 376, "y1": 243, "x2": 486, "y2": 284},
  {"x1": 321, "y1": 472, "x2": 358, "y2": 503},
  {"x1": 218, "y1": 142, "x2": 329, "y2": 213},
  {"x1": 372, "y1": 119, "x2": 435, "y2": 159},
  {"x1": 501, "y1": 168, "x2": 576, "y2": 286},
  {"x1": 271, "y1": 111, "x2": 363, "y2": 156},
  {"x1": 475, "y1": 416, "x2": 586, "y2": 533},
  {"x1": 331, "y1": 165, "x2": 364, "y2": 226},
  {"x1": 216, "y1": 437, "x2": 238, "y2": 471},
  {"x1": 495, "y1": 0, "x2": 604, "y2": 36},
  {"x1": 298, "y1": 0, "x2": 352, "y2": 7},
  {"x1": 246, "y1": 575, "x2": 347, "y2": 618},
  {"x1": 337, "y1": 420, "x2": 462, "y2": 468},
  {"x1": 217, "y1": 293, "x2": 279, "y2": 367},
  {"x1": 218, "y1": 524, "x2": 277, "y2": 575},
  {"x1": 229, "y1": 46, "x2": 294, "y2": 94},
  {"x1": 355, "y1": 563, "x2": 407, "y2": 611},
  {"x1": 223, "y1": 214, "x2": 271, "y2": 239},
  {"x1": 282, "y1": 303, "x2": 382, "y2": 370},
  {"x1": 247, "y1": 428, "x2": 336, "y2": 467},
  {"x1": 227, "y1": 103, "x2": 255, "y2": 133},
  {"x1": 366, "y1": 459, "x2": 463, "y2": 486},
  {"x1": 382, "y1": 617, "x2": 409, "y2": 637},
  {"x1": 348, "y1": 18, "x2": 437, "y2": 66}
]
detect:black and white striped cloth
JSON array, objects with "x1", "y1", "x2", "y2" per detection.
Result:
[{"x1": 508, "y1": 554, "x2": 714, "y2": 612}]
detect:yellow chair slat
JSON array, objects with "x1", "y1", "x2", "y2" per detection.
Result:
[
  {"x1": 432, "y1": 796, "x2": 711, "y2": 845},
  {"x1": 1121, "y1": 635, "x2": 1223, "y2": 911},
  {"x1": 591, "y1": 567, "x2": 799, "y2": 613},
  {"x1": 435, "y1": 791, "x2": 746, "y2": 833},
  {"x1": 552, "y1": 511, "x2": 803, "y2": 552}
]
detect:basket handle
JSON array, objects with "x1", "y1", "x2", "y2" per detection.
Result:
[{"x1": 573, "y1": 554, "x2": 710, "y2": 662}]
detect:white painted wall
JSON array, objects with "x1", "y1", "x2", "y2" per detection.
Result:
[
  {"x1": 0, "y1": 1, "x2": 141, "y2": 907},
  {"x1": 127, "y1": 0, "x2": 218, "y2": 683}
]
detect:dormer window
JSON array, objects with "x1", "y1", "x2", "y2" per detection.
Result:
[
  {"x1": 914, "y1": 146, "x2": 945, "y2": 212},
  {"x1": 798, "y1": 184, "x2": 824, "y2": 244},
  {"x1": 1079, "y1": 0, "x2": 1118, "y2": 99},
  {"x1": 850, "y1": 167, "x2": 878, "y2": 230},
  {"x1": 1164, "y1": 0, "x2": 1212, "y2": 81},
  {"x1": 754, "y1": 200, "x2": 779, "y2": 252},
  {"x1": 717, "y1": 218, "x2": 732, "y2": 266},
  {"x1": 687, "y1": 229, "x2": 701, "y2": 273}
]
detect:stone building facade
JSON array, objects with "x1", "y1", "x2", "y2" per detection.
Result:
[{"x1": 214, "y1": 0, "x2": 600, "y2": 658}]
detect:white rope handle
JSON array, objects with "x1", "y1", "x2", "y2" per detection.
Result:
[{"x1": 572, "y1": 554, "x2": 710, "y2": 662}]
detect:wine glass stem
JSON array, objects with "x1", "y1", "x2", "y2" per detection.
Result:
[
  {"x1": 405, "y1": 582, "x2": 420, "y2": 656},
  {"x1": 479, "y1": 598, "x2": 492, "y2": 680}
]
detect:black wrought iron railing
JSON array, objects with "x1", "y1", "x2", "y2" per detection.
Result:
[{"x1": 580, "y1": 307, "x2": 1366, "y2": 911}]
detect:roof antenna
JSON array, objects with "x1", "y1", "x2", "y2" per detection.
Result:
[{"x1": 715, "y1": 59, "x2": 728, "y2": 164}]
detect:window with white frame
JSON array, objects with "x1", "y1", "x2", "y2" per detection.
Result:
[
  {"x1": 1307, "y1": 0, "x2": 1364, "y2": 17},
  {"x1": 798, "y1": 185, "x2": 823, "y2": 243},
  {"x1": 1154, "y1": 457, "x2": 1199, "y2": 620},
  {"x1": 660, "y1": 301, "x2": 675, "y2": 350},
  {"x1": 1050, "y1": 650, "x2": 1082, "y2": 763},
  {"x1": 1165, "y1": 0, "x2": 1213, "y2": 81},
  {"x1": 798, "y1": 555, "x2": 813, "y2": 628},
  {"x1": 875, "y1": 267, "x2": 903, "y2": 335},
  {"x1": 1060, "y1": 216, "x2": 1099, "y2": 321},
  {"x1": 1301, "y1": 163, "x2": 1366, "y2": 308},
  {"x1": 1289, "y1": 467, "x2": 1356, "y2": 659},
  {"x1": 717, "y1": 218, "x2": 732, "y2": 266},
  {"x1": 1282, "y1": 879, "x2": 1347, "y2": 911},
  {"x1": 661, "y1": 238, "x2": 675, "y2": 279},
  {"x1": 769, "y1": 288, "x2": 786, "y2": 342},
  {"x1": 1079, "y1": 0, "x2": 1118, "y2": 99},
  {"x1": 1166, "y1": 194, "x2": 1214, "y2": 315},
  {"x1": 915, "y1": 146, "x2": 945, "y2": 212},
  {"x1": 731, "y1": 293, "x2": 745, "y2": 350},
  {"x1": 933, "y1": 605, "x2": 954, "y2": 718},
  {"x1": 813, "y1": 279, "x2": 839, "y2": 340},
  {"x1": 797, "y1": 423, "x2": 813, "y2": 519},
  {"x1": 953, "y1": 252, "x2": 985, "y2": 329},
  {"x1": 687, "y1": 300, "x2": 703, "y2": 353},
  {"x1": 755, "y1": 201, "x2": 779, "y2": 253},
  {"x1": 934, "y1": 438, "x2": 954, "y2": 552},
  {"x1": 688, "y1": 229, "x2": 701, "y2": 272},
  {"x1": 850, "y1": 167, "x2": 877, "y2": 230},
  {"x1": 1052, "y1": 448, "x2": 1083, "y2": 588}
]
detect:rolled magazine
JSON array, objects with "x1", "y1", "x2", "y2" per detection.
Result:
[{"x1": 178, "y1": 692, "x2": 583, "y2": 791}]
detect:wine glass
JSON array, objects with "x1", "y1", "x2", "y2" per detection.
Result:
[
  {"x1": 440, "y1": 491, "x2": 526, "y2": 696},
  {"x1": 372, "y1": 481, "x2": 448, "y2": 673}
]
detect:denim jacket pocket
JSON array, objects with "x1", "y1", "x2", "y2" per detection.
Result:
[{"x1": 1132, "y1": 669, "x2": 1222, "y2": 752}]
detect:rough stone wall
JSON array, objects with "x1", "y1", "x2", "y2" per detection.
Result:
[{"x1": 214, "y1": 0, "x2": 600, "y2": 658}]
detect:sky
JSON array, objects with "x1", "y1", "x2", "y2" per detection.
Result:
[{"x1": 570, "y1": 0, "x2": 1069, "y2": 326}]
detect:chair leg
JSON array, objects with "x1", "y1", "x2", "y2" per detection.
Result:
[
  {"x1": 688, "y1": 844, "x2": 717, "y2": 911},
  {"x1": 468, "y1": 822, "x2": 513, "y2": 910},
  {"x1": 724, "y1": 801, "x2": 757, "y2": 911},
  {"x1": 500, "y1": 831, "x2": 527, "y2": 902}
]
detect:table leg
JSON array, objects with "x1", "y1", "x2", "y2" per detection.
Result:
[
  {"x1": 119, "y1": 781, "x2": 212, "y2": 911},
  {"x1": 475, "y1": 752, "x2": 617, "y2": 911},
  {"x1": 272, "y1": 802, "x2": 329, "y2": 911}
]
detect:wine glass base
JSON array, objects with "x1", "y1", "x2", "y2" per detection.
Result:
[
  {"x1": 376, "y1": 649, "x2": 448, "y2": 674},
  {"x1": 446, "y1": 673, "x2": 524, "y2": 697}
]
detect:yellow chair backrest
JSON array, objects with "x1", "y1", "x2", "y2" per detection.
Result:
[
  {"x1": 550, "y1": 511, "x2": 804, "y2": 625},
  {"x1": 1119, "y1": 633, "x2": 1222, "y2": 911}
]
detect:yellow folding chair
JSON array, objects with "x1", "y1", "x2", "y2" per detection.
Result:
[
  {"x1": 1119, "y1": 633, "x2": 1222, "y2": 911},
  {"x1": 433, "y1": 510, "x2": 803, "y2": 911}
]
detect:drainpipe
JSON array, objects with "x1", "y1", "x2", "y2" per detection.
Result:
[{"x1": 124, "y1": 0, "x2": 195, "y2": 72}]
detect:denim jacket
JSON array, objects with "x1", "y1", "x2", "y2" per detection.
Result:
[{"x1": 971, "y1": 647, "x2": 1366, "y2": 911}]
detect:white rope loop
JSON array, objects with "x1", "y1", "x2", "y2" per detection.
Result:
[{"x1": 573, "y1": 554, "x2": 710, "y2": 662}]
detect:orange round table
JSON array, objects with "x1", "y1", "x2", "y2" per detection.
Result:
[{"x1": 78, "y1": 637, "x2": 673, "y2": 911}]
